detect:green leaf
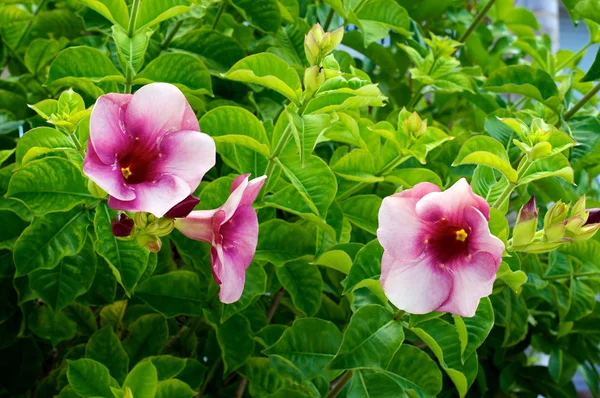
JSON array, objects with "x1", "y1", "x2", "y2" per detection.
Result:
[
  {"x1": 46, "y1": 47, "x2": 125, "y2": 86},
  {"x1": 171, "y1": 29, "x2": 246, "y2": 73},
  {"x1": 496, "y1": 262, "x2": 527, "y2": 292},
  {"x1": 409, "y1": 127, "x2": 454, "y2": 164},
  {"x1": 28, "y1": 306, "x2": 77, "y2": 346},
  {"x1": 123, "y1": 314, "x2": 169, "y2": 366},
  {"x1": 112, "y1": 25, "x2": 153, "y2": 74},
  {"x1": 277, "y1": 154, "x2": 337, "y2": 219},
  {"x1": 276, "y1": 260, "x2": 323, "y2": 316},
  {"x1": 95, "y1": 203, "x2": 150, "y2": 295},
  {"x1": 490, "y1": 288, "x2": 529, "y2": 347},
  {"x1": 123, "y1": 360, "x2": 158, "y2": 398},
  {"x1": 24, "y1": 37, "x2": 69, "y2": 75},
  {"x1": 15, "y1": 128, "x2": 76, "y2": 166},
  {"x1": 518, "y1": 153, "x2": 574, "y2": 184},
  {"x1": 410, "y1": 319, "x2": 478, "y2": 397},
  {"x1": 214, "y1": 313, "x2": 255, "y2": 374},
  {"x1": 67, "y1": 359, "x2": 119, "y2": 398},
  {"x1": 155, "y1": 379, "x2": 196, "y2": 398},
  {"x1": 344, "y1": 240, "x2": 383, "y2": 294},
  {"x1": 328, "y1": 305, "x2": 404, "y2": 370},
  {"x1": 100, "y1": 300, "x2": 127, "y2": 332},
  {"x1": 341, "y1": 195, "x2": 381, "y2": 235},
  {"x1": 135, "y1": 53, "x2": 213, "y2": 96},
  {"x1": 384, "y1": 168, "x2": 442, "y2": 188},
  {"x1": 347, "y1": 371, "x2": 408, "y2": 398},
  {"x1": 452, "y1": 297, "x2": 494, "y2": 362},
  {"x1": 147, "y1": 355, "x2": 186, "y2": 380},
  {"x1": 86, "y1": 327, "x2": 129, "y2": 385},
  {"x1": 8, "y1": 157, "x2": 95, "y2": 215},
  {"x1": 482, "y1": 65, "x2": 561, "y2": 113},
  {"x1": 222, "y1": 263, "x2": 267, "y2": 322},
  {"x1": 200, "y1": 106, "x2": 270, "y2": 158},
  {"x1": 287, "y1": 112, "x2": 330, "y2": 167},
  {"x1": 347, "y1": 0, "x2": 411, "y2": 46},
  {"x1": 453, "y1": 136, "x2": 518, "y2": 183},
  {"x1": 385, "y1": 344, "x2": 443, "y2": 397},
  {"x1": 332, "y1": 149, "x2": 383, "y2": 183},
  {"x1": 255, "y1": 219, "x2": 316, "y2": 265},
  {"x1": 230, "y1": 0, "x2": 281, "y2": 32},
  {"x1": 135, "y1": 0, "x2": 193, "y2": 31},
  {"x1": 223, "y1": 53, "x2": 302, "y2": 104},
  {"x1": 77, "y1": 0, "x2": 129, "y2": 27},
  {"x1": 29, "y1": 236, "x2": 96, "y2": 312},
  {"x1": 134, "y1": 271, "x2": 206, "y2": 317},
  {"x1": 564, "y1": 279, "x2": 596, "y2": 322},
  {"x1": 13, "y1": 207, "x2": 89, "y2": 276},
  {"x1": 263, "y1": 318, "x2": 342, "y2": 379}
]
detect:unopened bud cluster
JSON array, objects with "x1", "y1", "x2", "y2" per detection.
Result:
[{"x1": 510, "y1": 196, "x2": 600, "y2": 253}]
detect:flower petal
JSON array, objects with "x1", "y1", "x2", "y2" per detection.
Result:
[
  {"x1": 415, "y1": 178, "x2": 490, "y2": 224},
  {"x1": 174, "y1": 209, "x2": 217, "y2": 242},
  {"x1": 83, "y1": 143, "x2": 135, "y2": 201},
  {"x1": 214, "y1": 205, "x2": 259, "y2": 303},
  {"x1": 464, "y1": 206, "x2": 505, "y2": 259},
  {"x1": 89, "y1": 93, "x2": 134, "y2": 165},
  {"x1": 108, "y1": 173, "x2": 191, "y2": 217},
  {"x1": 437, "y1": 251, "x2": 498, "y2": 317},
  {"x1": 154, "y1": 129, "x2": 216, "y2": 189},
  {"x1": 380, "y1": 251, "x2": 453, "y2": 314},
  {"x1": 166, "y1": 195, "x2": 200, "y2": 218},
  {"x1": 125, "y1": 83, "x2": 199, "y2": 149},
  {"x1": 377, "y1": 184, "x2": 439, "y2": 261}
]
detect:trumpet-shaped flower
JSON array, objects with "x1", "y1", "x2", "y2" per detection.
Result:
[
  {"x1": 174, "y1": 175, "x2": 266, "y2": 303},
  {"x1": 84, "y1": 83, "x2": 216, "y2": 217},
  {"x1": 377, "y1": 179, "x2": 504, "y2": 317}
]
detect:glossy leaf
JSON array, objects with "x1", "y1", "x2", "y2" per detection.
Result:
[
  {"x1": 135, "y1": 271, "x2": 206, "y2": 317},
  {"x1": 276, "y1": 260, "x2": 323, "y2": 316},
  {"x1": 86, "y1": 326, "x2": 129, "y2": 385}
]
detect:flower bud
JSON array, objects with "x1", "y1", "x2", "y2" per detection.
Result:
[
  {"x1": 304, "y1": 24, "x2": 344, "y2": 66},
  {"x1": 134, "y1": 212, "x2": 148, "y2": 229},
  {"x1": 87, "y1": 179, "x2": 107, "y2": 199},
  {"x1": 303, "y1": 66, "x2": 325, "y2": 98},
  {"x1": 136, "y1": 233, "x2": 162, "y2": 252},
  {"x1": 571, "y1": 196, "x2": 587, "y2": 220},
  {"x1": 403, "y1": 111, "x2": 427, "y2": 138},
  {"x1": 529, "y1": 141, "x2": 552, "y2": 160},
  {"x1": 544, "y1": 201, "x2": 569, "y2": 227},
  {"x1": 145, "y1": 218, "x2": 174, "y2": 237},
  {"x1": 111, "y1": 213, "x2": 134, "y2": 237},
  {"x1": 513, "y1": 196, "x2": 538, "y2": 246},
  {"x1": 166, "y1": 195, "x2": 200, "y2": 218}
]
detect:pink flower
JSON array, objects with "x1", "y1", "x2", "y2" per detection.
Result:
[
  {"x1": 174, "y1": 174, "x2": 266, "y2": 303},
  {"x1": 84, "y1": 83, "x2": 216, "y2": 217},
  {"x1": 377, "y1": 178, "x2": 504, "y2": 317}
]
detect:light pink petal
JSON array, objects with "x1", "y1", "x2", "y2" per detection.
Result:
[
  {"x1": 108, "y1": 174, "x2": 191, "y2": 217},
  {"x1": 89, "y1": 93, "x2": 134, "y2": 165},
  {"x1": 214, "y1": 205, "x2": 259, "y2": 303},
  {"x1": 219, "y1": 176, "x2": 249, "y2": 223},
  {"x1": 230, "y1": 174, "x2": 267, "y2": 206},
  {"x1": 380, "y1": 252, "x2": 453, "y2": 314},
  {"x1": 231, "y1": 174, "x2": 251, "y2": 193},
  {"x1": 416, "y1": 178, "x2": 490, "y2": 224},
  {"x1": 153, "y1": 129, "x2": 216, "y2": 189},
  {"x1": 464, "y1": 206, "x2": 505, "y2": 260},
  {"x1": 437, "y1": 252, "x2": 499, "y2": 317},
  {"x1": 377, "y1": 193, "x2": 433, "y2": 261},
  {"x1": 125, "y1": 83, "x2": 199, "y2": 148},
  {"x1": 396, "y1": 182, "x2": 440, "y2": 200},
  {"x1": 174, "y1": 209, "x2": 218, "y2": 242},
  {"x1": 83, "y1": 144, "x2": 135, "y2": 201}
]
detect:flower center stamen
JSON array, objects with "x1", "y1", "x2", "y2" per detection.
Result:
[
  {"x1": 455, "y1": 228, "x2": 468, "y2": 242},
  {"x1": 121, "y1": 166, "x2": 133, "y2": 179}
]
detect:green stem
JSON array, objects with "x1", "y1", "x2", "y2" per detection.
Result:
[
  {"x1": 326, "y1": 372, "x2": 353, "y2": 398},
  {"x1": 161, "y1": 20, "x2": 183, "y2": 50},
  {"x1": 323, "y1": 7, "x2": 335, "y2": 31},
  {"x1": 555, "y1": 42, "x2": 591, "y2": 72},
  {"x1": 458, "y1": 0, "x2": 496, "y2": 43},
  {"x1": 406, "y1": 83, "x2": 423, "y2": 111},
  {"x1": 15, "y1": 0, "x2": 49, "y2": 50},
  {"x1": 257, "y1": 124, "x2": 293, "y2": 202},
  {"x1": 511, "y1": 96, "x2": 527, "y2": 111},
  {"x1": 127, "y1": 0, "x2": 142, "y2": 37},
  {"x1": 542, "y1": 271, "x2": 600, "y2": 280},
  {"x1": 124, "y1": 0, "x2": 142, "y2": 93},
  {"x1": 564, "y1": 83, "x2": 600, "y2": 120},
  {"x1": 491, "y1": 182, "x2": 515, "y2": 210},
  {"x1": 212, "y1": 0, "x2": 227, "y2": 30}
]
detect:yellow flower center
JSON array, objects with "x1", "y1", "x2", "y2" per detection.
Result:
[
  {"x1": 121, "y1": 166, "x2": 133, "y2": 179},
  {"x1": 455, "y1": 228, "x2": 468, "y2": 242}
]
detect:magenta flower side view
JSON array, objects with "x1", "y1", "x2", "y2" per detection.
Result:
[
  {"x1": 174, "y1": 174, "x2": 267, "y2": 304},
  {"x1": 377, "y1": 178, "x2": 504, "y2": 317},
  {"x1": 83, "y1": 83, "x2": 216, "y2": 218}
]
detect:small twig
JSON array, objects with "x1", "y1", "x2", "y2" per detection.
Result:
[
  {"x1": 458, "y1": 0, "x2": 497, "y2": 43},
  {"x1": 234, "y1": 378, "x2": 248, "y2": 398},
  {"x1": 323, "y1": 8, "x2": 335, "y2": 31},
  {"x1": 542, "y1": 271, "x2": 600, "y2": 280},
  {"x1": 212, "y1": 0, "x2": 227, "y2": 30},
  {"x1": 563, "y1": 83, "x2": 600, "y2": 120},
  {"x1": 161, "y1": 20, "x2": 183, "y2": 50},
  {"x1": 266, "y1": 289, "x2": 285, "y2": 323},
  {"x1": 160, "y1": 324, "x2": 189, "y2": 354},
  {"x1": 15, "y1": 0, "x2": 49, "y2": 50},
  {"x1": 326, "y1": 371, "x2": 353, "y2": 398}
]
